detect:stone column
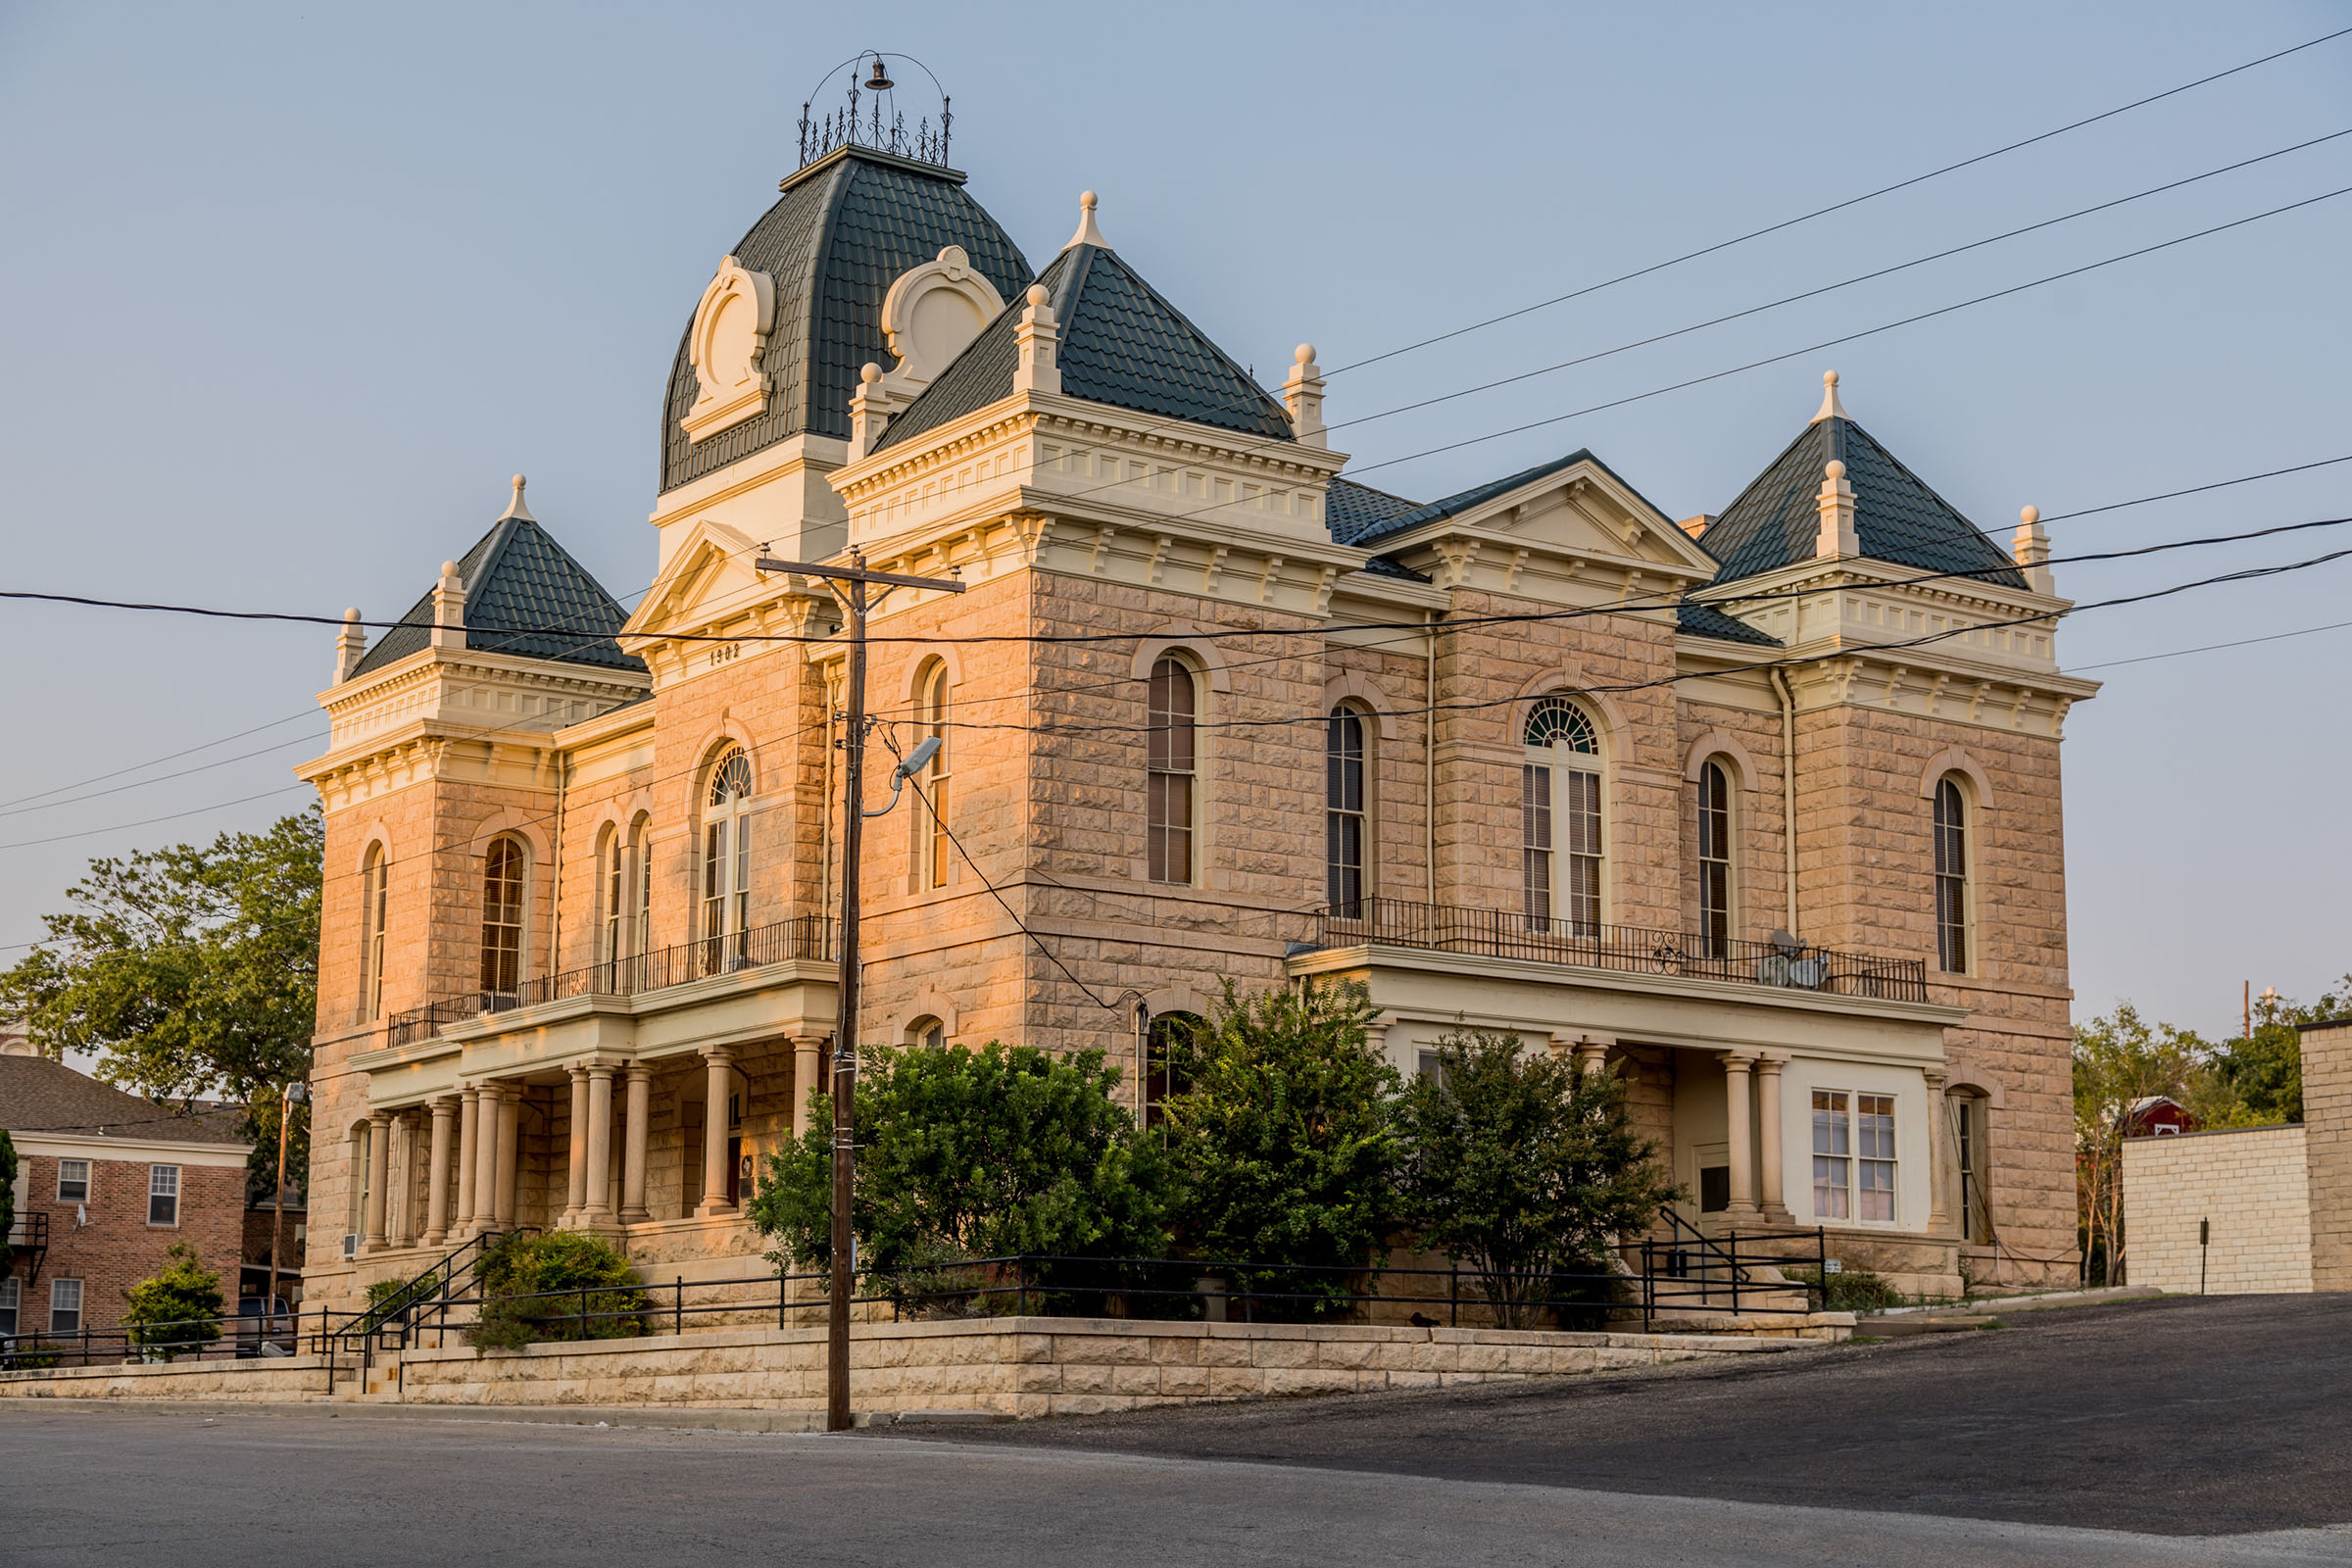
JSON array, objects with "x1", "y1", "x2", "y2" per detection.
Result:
[
  {"x1": 583, "y1": 1062, "x2": 616, "y2": 1223},
  {"x1": 792, "y1": 1035, "x2": 826, "y2": 1141},
  {"x1": 494, "y1": 1089, "x2": 521, "y2": 1228},
  {"x1": 1575, "y1": 1035, "x2": 1613, "y2": 1077},
  {"x1": 620, "y1": 1064, "x2": 652, "y2": 1223},
  {"x1": 564, "y1": 1065, "x2": 590, "y2": 1226},
  {"x1": 423, "y1": 1097, "x2": 457, "y2": 1247},
  {"x1": 1721, "y1": 1053, "x2": 1758, "y2": 1221},
  {"x1": 697, "y1": 1047, "x2": 736, "y2": 1217},
  {"x1": 1755, "y1": 1055, "x2": 1791, "y2": 1225},
  {"x1": 471, "y1": 1084, "x2": 504, "y2": 1233},
  {"x1": 1924, "y1": 1068, "x2": 1954, "y2": 1235},
  {"x1": 454, "y1": 1087, "x2": 480, "y2": 1235},
  {"x1": 363, "y1": 1111, "x2": 392, "y2": 1253}
]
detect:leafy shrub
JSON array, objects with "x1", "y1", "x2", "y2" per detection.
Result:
[
  {"x1": 1158, "y1": 981, "x2": 1400, "y2": 1319},
  {"x1": 364, "y1": 1273, "x2": 442, "y2": 1326},
  {"x1": 749, "y1": 1040, "x2": 1173, "y2": 1311},
  {"x1": 122, "y1": 1245, "x2": 224, "y2": 1361},
  {"x1": 1396, "y1": 1028, "x2": 1678, "y2": 1329},
  {"x1": 1786, "y1": 1264, "x2": 1905, "y2": 1314},
  {"x1": 464, "y1": 1231, "x2": 648, "y2": 1352}
]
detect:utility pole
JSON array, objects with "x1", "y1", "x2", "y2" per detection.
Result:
[{"x1": 757, "y1": 549, "x2": 963, "y2": 1433}]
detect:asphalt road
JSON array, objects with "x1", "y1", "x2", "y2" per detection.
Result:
[{"x1": 2, "y1": 1294, "x2": 2348, "y2": 1567}]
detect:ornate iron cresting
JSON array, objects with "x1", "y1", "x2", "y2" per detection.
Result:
[{"x1": 795, "y1": 50, "x2": 953, "y2": 172}]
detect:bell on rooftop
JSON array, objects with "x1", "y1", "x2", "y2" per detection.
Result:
[{"x1": 864, "y1": 56, "x2": 893, "y2": 91}]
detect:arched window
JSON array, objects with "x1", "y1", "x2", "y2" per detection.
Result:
[
  {"x1": 598, "y1": 825, "x2": 624, "y2": 973},
  {"x1": 1952, "y1": 1093, "x2": 1991, "y2": 1243},
  {"x1": 1326, "y1": 707, "x2": 1367, "y2": 913},
  {"x1": 358, "y1": 845, "x2": 388, "y2": 1021},
  {"x1": 906, "y1": 1015, "x2": 946, "y2": 1051},
  {"x1": 1147, "y1": 657, "x2": 1197, "y2": 884},
  {"x1": 1695, "y1": 760, "x2": 1733, "y2": 957},
  {"x1": 916, "y1": 662, "x2": 953, "y2": 889},
  {"x1": 1522, "y1": 696, "x2": 1601, "y2": 935},
  {"x1": 479, "y1": 836, "x2": 526, "y2": 996},
  {"x1": 703, "y1": 748, "x2": 754, "y2": 967},
  {"x1": 1934, "y1": 777, "x2": 1969, "y2": 973},
  {"x1": 1145, "y1": 1010, "x2": 1203, "y2": 1130},
  {"x1": 631, "y1": 814, "x2": 653, "y2": 964}
]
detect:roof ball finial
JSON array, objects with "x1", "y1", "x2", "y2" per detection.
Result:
[
  {"x1": 344, "y1": 606, "x2": 363, "y2": 623},
  {"x1": 1062, "y1": 189, "x2": 1109, "y2": 252},
  {"x1": 1025, "y1": 282, "x2": 1050, "y2": 309},
  {"x1": 499, "y1": 472, "x2": 535, "y2": 522},
  {"x1": 2020, "y1": 504, "x2": 2039, "y2": 526},
  {"x1": 1811, "y1": 368, "x2": 1850, "y2": 424},
  {"x1": 1296, "y1": 343, "x2": 1317, "y2": 365},
  {"x1": 860, "y1": 362, "x2": 883, "y2": 385},
  {"x1": 1824, "y1": 459, "x2": 1846, "y2": 481},
  {"x1": 440, "y1": 560, "x2": 461, "y2": 581}
]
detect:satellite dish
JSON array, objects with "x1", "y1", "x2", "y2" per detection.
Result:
[{"x1": 1769, "y1": 929, "x2": 1801, "y2": 956}]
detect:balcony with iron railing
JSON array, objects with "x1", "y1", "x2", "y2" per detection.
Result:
[
  {"x1": 1306, "y1": 899, "x2": 1928, "y2": 1004},
  {"x1": 386, "y1": 915, "x2": 838, "y2": 1048}
]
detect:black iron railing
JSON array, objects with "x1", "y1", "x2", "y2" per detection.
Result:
[
  {"x1": 387, "y1": 915, "x2": 836, "y2": 1046},
  {"x1": 1312, "y1": 899, "x2": 1928, "y2": 1003},
  {"x1": 1638, "y1": 1210, "x2": 1830, "y2": 1320}
]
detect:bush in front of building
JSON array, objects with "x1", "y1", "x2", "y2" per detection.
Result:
[
  {"x1": 1156, "y1": 980, "x2": 1402, "y2": 1320},
  {"x1": 465, "y1": 1230, "x2": 650, "y2": 1351},
  {"x1": 1396, "y1": 1028, "x2": 1679, "y2": 1330},
  {"x1": 750, "y1": 1040, "x2": 1175, "y2": 1312},
  {"x1": 122, "y1": 1244, "x2": 224, "y2": 1361}
]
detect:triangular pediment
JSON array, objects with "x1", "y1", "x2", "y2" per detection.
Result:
[
  {"x1": 1348, "y1": 452, "x2": 1717, "y2": 578},
  {"x1": 624, "y1": 517, "x2": 775, "y2": 641}
]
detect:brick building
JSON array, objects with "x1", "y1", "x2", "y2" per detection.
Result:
[
  {"x1": 297, "y1": 117, "x2": 2095, "y2": 1313},
  {"x1": 1, "y1": 1040, "x2": 252, "y2": 1341}
]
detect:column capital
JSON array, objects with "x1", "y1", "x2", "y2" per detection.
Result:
[
  {"x1": 585, "y1": 1059, "x2": 618, "y2": 1081},
  {"x1": 1923, "y1": 1066, "x2": 1948, "y2": 1090},
  {"x1": 1718, "y1": 1051, "x2": 1757, "y2": 1071},
  {"x1": 368, "y1": 1107, "x2": 393, "y2": 1126},
  {"x1": 623, "y1": 1060, "x2": 655, "y2": 1084},
  {"x1": 701, "y1": 1044, "x2": 735, "y2": 1066},
  {"x1": 1753, "y1": 1054, "x2": 1788, "y2": 1076}
]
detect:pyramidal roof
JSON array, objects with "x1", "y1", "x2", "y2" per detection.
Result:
[
  {"x1": 1700, "y1": 407, "x2": 2026, "y2": 590},
  {"x1": 351, "y1": 502, "x2": 645, "y2": 679},
  {"x1": 874, "y1": 239, "x2": 1294, "y2": 451}
]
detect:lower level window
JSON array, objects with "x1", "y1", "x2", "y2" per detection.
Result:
[
  {"x1": 0, "y1": 1277, "x2": 18, "y2": 1336},
  {"x1": 149, "y1": 1163, "x2": 180, "y2": 1226},
  {"x1": 1812, "y1": 1091, "x2": 1898, "y2": 1223},
  {"x1": 50, "y1": 1278, "x2": 82, "y2": 1334}
]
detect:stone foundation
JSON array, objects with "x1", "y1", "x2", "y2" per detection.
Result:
[{"x1": 0, "y1": 1315, "x2": 1836, "y2": 1418}]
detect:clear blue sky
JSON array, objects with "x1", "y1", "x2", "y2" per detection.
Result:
[{"x1": 2, "y1": 1, "x2": 2347, "y2": 1042}]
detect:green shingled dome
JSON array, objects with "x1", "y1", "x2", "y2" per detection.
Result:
[{"x1": 351, "y1": 514, "x2": 645, "y2": 678}]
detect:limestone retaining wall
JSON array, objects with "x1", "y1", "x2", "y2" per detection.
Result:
[
  {"x1": 0, "y1": 1317, "x2": 1824, "y2": 1418},
  {"x1": 2122, "y1": 1124, "x2": 2312, "y2": 1294}
]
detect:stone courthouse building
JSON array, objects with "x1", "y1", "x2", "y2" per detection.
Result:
[{"x1": 297, "y1": 105, "x2": 2097, "y2": 1312}]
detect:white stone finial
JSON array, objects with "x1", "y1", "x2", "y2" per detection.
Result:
[
  {"x1": 1284, "y1": 342, "x2": 1328, "y2": 448},
  {"x1": 2013, "y1": 504, "x2": 2053, "y2": 594},
  {"x1": 440, "y1": 560, "x2": 461, "y2": 583},
  {"x1": 1815, "y1": 458, "x2": 1857, "y2": 559},
  {"x1": 1824, "y1": 459, "x2": 1846, "y2": 480},
  {"x1": 1062, "y1": 189, "x2": 1108, "y2": 252},
  {"x1": 430, "y1": 562, "x2": 466, "y2": 650},
  {"x1": 1811, "y1": 368, "x2": 1850, "y2": 424},
  {"x1": 860, "y1": 362, "x2": 883, "y2": 386},
  {"x1": 1026, "y1": 283, "x2": 1049, "y2": 309},
  {"x1": 334, "y1": 607, "x2": 368, "y2": 684},
  {"x1": 849, "y1": 362, "x2": 895, "y2": 459},
  {"x1": 499, "y1": 474, "x2": 534, "y2": 522},
  {"x1": 1013, "y1": 280, "x2": 1062, "y2": 396}
]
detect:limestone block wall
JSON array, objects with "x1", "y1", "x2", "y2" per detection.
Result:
[
  {"x1": 2123, "y1": 1125, "x2": 2312, "y2": 1295},
  {"x1": 2301, "y1": 1020, "x2": 2352, "y2": 1290}
]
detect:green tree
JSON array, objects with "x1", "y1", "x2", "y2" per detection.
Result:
[
  {"x1": 748, "y1": 1041, "x2": 1172, "y2": 1305},
  {"x1": 0, "y1": 808, "x2": 320, "y2": 1179},
  {"x1": 122, "y1": 1244, "x2": 224, "y2": 1361},
  {"x1": 0, "y1": 1129, "x2": 16, "y2": 1277},
  {"x1": 465, "y1": 1230, "x2": 649, "y2": 1351},
  {"x1": 2194, "y1": 977, "x2": 2352, "y2": 1127},
  {"x1": 1396, "y1": 1028, "x2": 1678, "y2": 1328},
  {"x1": 2074, "y1": 1004, "x2": 2202, "y2": 1287},
  {"x1": 1158, "y1": 981, "x2": 1399, "y2": 1317}
]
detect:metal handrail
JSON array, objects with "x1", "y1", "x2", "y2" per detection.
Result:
[
  {"x1": 1312, "y1": 899, "x2": 1928, "y2": 1003},
  {"x1": 388, "y1": 915, "x2": 837, "y2": 1046}
]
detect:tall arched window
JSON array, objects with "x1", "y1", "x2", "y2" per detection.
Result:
[
  {"x1": 917, "y1": 662, "x2": 953, "y2": 889},
  {"x1": 1522, "y1": 696, "x2": 1601, "y2": 934},
  {"x1": 1147, "y1": 656, "x2": 1197, "y2": 885},
  {"x1": 703, "y1": 748, "x2": 754, "y2": 967},
  {"x1": 1695, "y1": 760, "x2": 1733, "y2": 956},
  {"x1": 1934, "y1": 776, "x2": 1969, "y2": 972},
  {"x1": 1326, "y1": 707, "x2": 1367, "y2": 913},
  {"x1": 631, "y1": 814, "x2": 653, "y2": 964},
  {"x1": 358, "y1": 845, "x2": 388, "y2": 1021},
  {"x1": 479, "y1": 836, "x2": 526, "y2": 995},
  {"x1": 1145, "y1": 1010, "x2": 1203, "y2": 1131},
  {"x1": 598, "y1": 825, "x2": 625, "y2": 974}
]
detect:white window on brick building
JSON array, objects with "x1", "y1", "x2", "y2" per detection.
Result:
[
  {"x1": 1934, "y1": 776, "x2": 1971, "y2": 974},
  {"x1": 1325, "y1": 706, "x2": 1367, "y2": 914},
  {"x1": 701, "y1": 747, "x2": 754, "y2": 970},
  {"x1": 1694, "y1": 760, "x2": 1734, "y2": 957},
  {"x1": 0, "y1": 1277, "x2": 19, "y2": 1336},
  {"x1": 149, "y1": 1163, "x2": 180, "y2": 1226},
  {"x1": 358, "y1": 843, "x2": 388, "y2": 1022},
  {"x1": 1522, "y1": 695, "x2": 1602, "y2": 935},
  {"x1": 1147, "y1": 656, "x2": 1198, "y2": 885},
  {"x1": 906, "y1": 1015, "x2": 946, "y2": 1051},
  {"x1": 599, "y1": 822, "x2": 625, "y2": 975},
  {"x1": 1813, "y1": 1091, "x2": 1898, "y2": 1224},
  {"x1": 480, "y1": 835, "x2": 528, "y2": 996},
  {"x1": 49, "y1": 1278, "x2": 82, "y2": 1335},
  {"x1": 57, "y1": 1158, "x2": 90, "y2": 1202},
  {"x1": 1954, "y1": 1094, "x2": 1992, "y2": 1243},
  {"x1": 916, "y1": 660, "x2": 954, "y2": 890}
]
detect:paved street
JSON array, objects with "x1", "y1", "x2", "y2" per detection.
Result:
[{"x1": 4, "y1": 1295, "x2": 2350, "y2": 1566}]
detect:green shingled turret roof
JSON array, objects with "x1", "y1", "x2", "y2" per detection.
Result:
[
  {"x1": 350, "y1": 485, "x2": 644, "y2": 678},
  {"x1": 874, "y1": 239, "x2": 1295, "y2": 451},
  {"x1": 659, "y1": 147, "x2": 1033, "y2": 495}
]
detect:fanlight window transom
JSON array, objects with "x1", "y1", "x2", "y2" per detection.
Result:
[
  {"x1": 708, "y1": 749, "x2": 754, "y2": 807},
  {"x1": 1524, "y1": 696, "x2": 1597, "y2": 754}
]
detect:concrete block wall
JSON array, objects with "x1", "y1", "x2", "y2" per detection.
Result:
[
  {"x1": 2123, "y1": 1125, "x2": 2312, "y2": 1295},
  {"x1": 2301, "y1": 1020, "x2": 2352, "y2": 1291}
]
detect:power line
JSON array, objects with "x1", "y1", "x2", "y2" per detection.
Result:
[
  {"x1": 1325, "y1": 24, "x2": 2352, "y2": 377},
  {"x1": 2072, "y1": 617, "x2": 2352, "y2": 671}
]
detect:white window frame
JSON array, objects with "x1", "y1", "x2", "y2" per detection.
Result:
[
  {"x1": 49, "y1": 1277, "x2": 83, "y2": 1335},
  {"x1": 0, "y1": 1276, "x2": 19, "y2": 1337},
  {"x1": 358, "y1": 844, "x2": 388, "y2": 1022},
  {"x1": 1522, "y1": 696, "x2": 1604, "y2": 934},
  {"x1": 149, "y1": 1163, "x2": 181, "y2": 1227},
  {"x1": 1811, "y1": 1089, "x2": 1899, "y2": 1226},
  {"x1": 1695, "y1": 760, "x2": 1734, "y2": 956},
  {"x1": 1934, "y1": 776, "x2": 1972, "y2": 974},
  {"x1": 1326, "y1": 705, "x2": 1368, "y2": 912},
  {"x1": 917, "y1": 662, "x2": 954, "y2": 891},
  {"x1": 702, "y1": 749, "x2": 754, "y2": 961},
  {"x1": 480, "y1": 835, "x2": 529, "y2": 995},
  {"x1": 1147, "y1": 656, "x2": 1198, "y2": 886},
  {"x1": 57, "y1": 1158, "x2": 90, "y2": 1202}
]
